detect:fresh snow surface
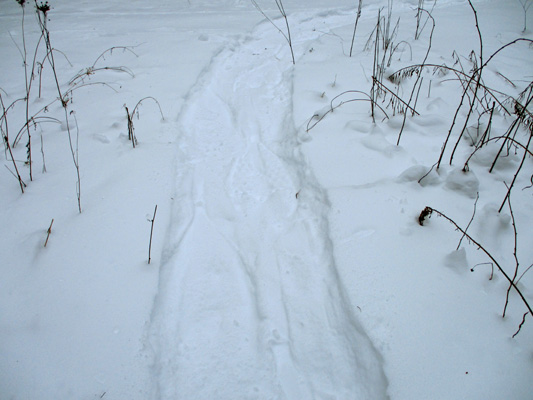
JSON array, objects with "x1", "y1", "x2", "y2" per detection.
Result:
[{"x1": 1, "y1": 0, "x2": 532, "y2": 399}]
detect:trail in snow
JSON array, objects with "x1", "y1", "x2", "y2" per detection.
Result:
[{"x1": 148, "y1": 11, "x2": 388, "y2": 399}]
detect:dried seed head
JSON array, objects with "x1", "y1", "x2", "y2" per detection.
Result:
[
  {"x1": 37, "y1": 1, "x2": 50, "y2": 15},
  {"x1": 418, "y1": 207, "x2": 433, "y2": 226}
]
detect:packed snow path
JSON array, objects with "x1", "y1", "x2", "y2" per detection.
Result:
[{"x1": 148, "y1": 13, "x2": 388, "y2": 399}]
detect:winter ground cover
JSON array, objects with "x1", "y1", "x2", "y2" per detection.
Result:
[{"x1": 1, "y1": 0, "x2": 532, "y2": 399}]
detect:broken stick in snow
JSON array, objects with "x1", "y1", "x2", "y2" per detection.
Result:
[
  {"x1": 148, "y1": 205, "x2": 157, "y2": 264},
  {"x1": 44, "y1": 218, "x2": 54, "y2": 247}
]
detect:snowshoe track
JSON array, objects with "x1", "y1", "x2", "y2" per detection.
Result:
[{"x1": 148, "y1": 11, "x2": 389, "y2": 400}]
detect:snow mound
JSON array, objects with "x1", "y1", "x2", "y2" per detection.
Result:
[
  {"x1": 397, "y1": 165, "x2": 442, "y2": 186},
  {"x1": 445, "y1": 168, "x2": 479, "y2": 199},
  {"x1": 444, "y1": 248, "x2": 469, "y2": 275}
]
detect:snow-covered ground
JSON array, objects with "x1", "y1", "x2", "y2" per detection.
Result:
[{"x1": 1, "y1": 0, "x2": 532, "y2": 399}]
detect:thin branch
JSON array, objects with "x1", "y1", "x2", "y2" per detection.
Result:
[
  {"x1": 498, "y1": 132, "x2": 532, "y2": 212},
  {"x1": 390, "y1": 65, "x2": 511, "y2": 115},
  {"x1": 457, "y1": 192, "x2": 479, "y2": 250},
  {"x1": 44, "y1": 218, "x2": 54, "y2": 247},
  {"x1": 502, "y1": 190, "x2": 519, "y2": 317},
  {"x1": 418, "y1": 206, "x2": 532, "y2": 318},
  {"x1": 512, "y1": 312, "x2": 528, "y2": 338},
  {"x1": 125, "y1": 105, "x2": 136, "y2": 148},
  {"x1": 471, "y1": 262, "x2": 494, "y2": 280},
  {"x1": 13, "y1": 116, "x2": 61, "y2": 148},
  {"x1": 275, "y1": 0, "x2": 295, "y2": 64},
  {"x1": 463, "y1": 134, "x2": 533, "y2": 171},
  {"x1": 306, "y1": 90, "x2": 389, "y2": 132},
  {"x1": 372, "y1": 77, "x2": 420, "y2": 115},
  {"x1": 91, "y1": 46, "x2": 139, "y2": 68},
  {"x1": 397, "y1": 9, "x2": 435, "y2": 145},
  {"x1": 68, "y1": 66, "x2": 135, "y2": 86},
  {"x1": 448, "y1": 0, "x2": 484, "y2": 165},
  {"x1": 69, "y1": 112, "x2": 82, "y2": 213},
  {"x1": 516, "y1": 263, "x2": 533, "y2": 285},
  {"x1": 251, "y1": 0, "x2": 295, "y2": 64},
  {"x1": 481, "y1": 38, "x2": 533, "y2": 70},
  {"x1": 349, "y1": 0, "x2": 363, "y2": 57},
  {"x1": 132, "y1": 96, "x2": 165, "y2": 120},
  {"x1": 148, "y1": 205, "x2": 158, "y2": 264},
  {"x1": 0, "y1": 94, "x2": 26, "y2": 193}
]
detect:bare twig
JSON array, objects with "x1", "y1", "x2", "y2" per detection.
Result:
[
  {"x1": 502, "y1": 190, "x2": 519, "y2": 317},
  {"x1": 516, "y1": 263, "x2": 533, "y2": 284},
  {"x1": 373, "y1": 77, "x2": 420, "y2": 116},
  {"x1": 389, "y1": 64, "x2": 511, "y2": 114},
  {"x1": 148, "y1": 205, "x2": 158, "y2": 264},
  {"x1": 397, "y1": 8, "x2": 434, "y2": 145},
  {"x1": 4, "y1": 165, "x2": 27, "y2": 189},
  {"x1": 498, "y1": 132, "x2": 532, "y2": 212},
  {"x1": 349, "y1": 0, "x2": 363, "y2": 57},
  {"x1": 124, "y1": 97, "x2": 165, "y2": 148},
  {"x1": 131, "y1": 96, "x2": 165, "y2": 120},
  {"x1": 463, "y1": 134, "x2": 533, "y2": 172},
  {"x1": 40, "y1": 133, "x2": 46, "y2": 173},
  {"x1": 251, "y1": 0, "x2": 295, "y2": 64},
  {"x1": 418, "y1": 206, "x2": 532, "y2": 320},
  {"x1": 417, "y1": 162, "x2": 437, "y2": 185},
  {"x1": 34, "y1": 0, "x2": 82, "y2": 213},
  {"x1": 125, "y1": 106, "x2": 136, "y2": 148},
  {"x1": 0, "y1": 94, "x2": 26, "y2": 193},
  {"x1": 306, "y1": 90, "x2": 389, "y2": 132},
  {"x1": 44, "y1": 218, "x2": 54, "y2": 247},
  {"x1": 91, "y1": 46, "x2": 139, "y2": 68},
  {"x1": 434, "y1": 35, "x2": 531, "y2": 170},
  {"x1": 13, "y1": 116, "x2": 61, "y2": 147},
  {"x1": 370, "y1": 10, "x2": 381, "y2": 123},
  {"x1": 448, "y1": 0, "x2": 484, "y2": 165},
  {"x1": 68, "y1": 66, "x2": 134, "y2": 87},
  {"x1": 482, "y1": 38, "x2": 533, "y2": 69},
  {"x1": 516, "y1": 0, "x2": 533, "y2": 32},
  {"x1": 69, "y1": 112, "x2": 82, "y2": 213},
  {"x1": 457, "y1": 192, "x2": 479, "y2": 250},
  {"x1": 471, "y1": 262, "x2": 494, "y2": 280},
  {"x1": 512, "y1": 312, "x2": 528, "y2": 338}
]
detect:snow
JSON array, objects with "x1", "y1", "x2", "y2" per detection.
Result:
[{"x1": 1, "y1": 0, "x2": 532, "y2": 399}]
